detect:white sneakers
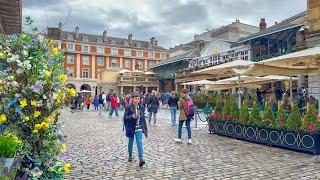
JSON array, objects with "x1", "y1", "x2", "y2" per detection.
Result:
[{"x1": 174, "y1": 138, "x2": 192, "y2": 144}]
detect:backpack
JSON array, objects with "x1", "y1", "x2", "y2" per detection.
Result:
[{"x1": 184, "y1": 98, "x2": 195, "y2": 118}]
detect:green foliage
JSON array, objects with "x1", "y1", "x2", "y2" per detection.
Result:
[
  {"x1": 275, "y1": 104, "x2": 286, "y2": 129},
  {"x1": 230, "y1": 100, "x2": 239, "y2": 121},
  {"x1": 262, "y1": 102, "x2": 275, "y2": 127},
  {"x1": 285, "y1": 103, "x2": 301, "y2": 131},
  {"x1": 222, "y1": 100, "x2": 230, "y2": 116},
  {"x1": 300, "y1": 104, "x2": 319, "y2": 132},
  {"x1": 214, "y1": 98, "x2": 224, "y2": 114},
  {"x1": 0, "y1": 134, "x2": 21, "y2": 158},
  {"x1": 250, "y1": 103, "x2": 262, "y2": 126},
  {"x1": 240, "y1": 103, "x2": 250, "y2": 123}
]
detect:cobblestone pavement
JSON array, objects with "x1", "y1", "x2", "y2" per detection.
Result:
[{"x1": 61, "y1": 108, "x2": 320, "y2": 180}]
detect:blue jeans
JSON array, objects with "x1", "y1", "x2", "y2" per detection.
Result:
[
  {"x1": 98, "y1": 104, "x2": 103, "y2": 116},
  {"x1": 109, "y1": 108, "x2": 119, "y2": 117},
  {"x1": 128, "y1": 130, "x2": 144, "y2": 161},
  {"x1": 178, "y1": 119, "x2": 191, "y2": 139},
  {"x1": 169, "y1": 107, "x2": 177, "y2": 125}
]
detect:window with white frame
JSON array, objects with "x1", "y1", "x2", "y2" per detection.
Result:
[
  {"x1": 111, "y1": 48, "x2": 118, "y2": 55},
  {"x1": 160, "y1": 53, "x2": 165, "y2": 59},
  {"x1": 137, "y1": 50, "x2": 142, "y2": 57},
  {"x1": 83, "y1": 45, "x2": 89, "y2": 52},
  {"x1": 125, "y1": 49, "x2": 131, "y2": 56},
  {"x1": 67, "y1": 43, "x2": 74, "y2": 51},
  {"x1": 82, "y1": 68, "x2": 89, "y2": 78},
  {"x1": 97, "y1": 57, "x2": 104, "y2": 66},
  {"x1": 67, "y1": 55, "x2": 74, "y2": 64},
  {"x1": 111, "y1": 58, "x2": 118, "y2": 67},
  {"x1": 149, "y1": 61, "x2": 155, "y2": 67},
  {"x1": 66, "y1": 67, "x2": 74, "y2": 78},
  {"x1": 82, "y1": 56, "x2": 89, "y2": 65},
  {"x1": 148, "y1": 51, "x2": 154, "y2": 58},
  {"x1": 97, "y1": 46, "x2": 104, "y2": 54},
  {"x1": 135, "y1": 60, "x2": 142, "y2": 70},
  {"x1": 124, "y1": 59, "x2": 131, "y2": 68}
]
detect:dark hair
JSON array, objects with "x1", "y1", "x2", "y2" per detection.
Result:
[
  {"x1": 132, "y1": 92, "x2": 140, "y2": 98},
  {"x1": 180, "y1": 88, "x2": 188, "y2": 94}
]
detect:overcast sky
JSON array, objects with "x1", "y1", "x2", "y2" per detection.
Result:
[{"x1": 22, "y1": 0, "x2": 307, "y2": 48}]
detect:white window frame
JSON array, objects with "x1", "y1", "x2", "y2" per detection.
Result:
[
  {"x1": 66, "y1": 67, "x2": 74, "y2": 78},
  {"x1": 67, "y1": 55, "x2": 74, "y2": 64},
  {"x1": 135, "y1": 60, "x2": 142, "y2": 70},
  {"x1": 82, "y1": 56, "x2": 89, "y2": 65},
  {"x1": 137, "y1": 50, "x2": 143, "y2": 57},
  {"x1": 82, "y1": 68, "x2": 89, "y2": 78},
  {"x1": 125, "y1": 49, "x2": 131, "y2": 56},
  {"x1": 124, "y1": 59, "x2": 131, "y2": 68},
  {"x1": 83, "y1": 45, "x2": 89, "y2": 52},
  {"x1": 148, "y1": 51, "x2": 155, "y2": 58},
  {"x1": 160, "y1": 53, "x2": 165, "y2": 59},
  {"x1": 111, "y1": 48, "x2": 118, "y2": 55},
  {"x1": 149, "y1": 61, "x2": 155, "y2": 67},
  {"x1": 97, "y1": 46, "x2": 104, "y2": 54},
  {"x1": 97, "y1": 57, "x2": 104, "y2": 66},
  {"x1": 67, "y1": 43, "x2": 74, "y2": 51},
  {"x1": 111, "y1": 58, "x2": 118, "y2": 67}
]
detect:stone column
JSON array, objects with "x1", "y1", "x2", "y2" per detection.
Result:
[
  {"x1": 119, "y1": 57, "x2": 123, "y2": 68},
  {"x1": 144, "y1": 59, "x2": 148, "y2": 70},
  {"x1": 132, "y1": 59, "x2": 136, "y2": 71},
  {"x1": 92, "y1": 55, "x2": 96, "y2": 79},
  {"x1": 76, "y1": 54, "x2": 81, "y2": 78},
  {"x1": 120, "y1": 86, "x2": 124, "y2": 95},
  {"x1": 145, "y1": 86, "x2": 148, "y2": 93},
  {"x1": 175, "y1": 83, "x2": 178, "y2": 92}
]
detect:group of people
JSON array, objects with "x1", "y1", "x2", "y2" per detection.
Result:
[{"x1": 123, "y1": 88, "x2": 194, "y2": 167}]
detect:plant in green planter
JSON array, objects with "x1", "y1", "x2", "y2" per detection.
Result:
[
  {"x1": 262, "y1": 102, "x2": 275, "y2": 127},
  {"x1": 240, "y1": 103, "x2": 250, "y2": 123},
  {"x1": 275, "y1": 103, "x2": 286, "y2": 129},
  {"x1": 230, "y1": 100, "x2": 239, "y2": 121},
  {"x1": 0, "y1": 134, "x2": 22, "y2": 178},
  {"x1": 285, "y1": 103, "x2": 301, "y2": 131},
  {"x1": 250, "y1": 103, "x2": 262, "y2": 126},
  {"x1": 222, "y1": 100, "x2": 231, "y2": 120},
  {"x1": 214, "y1": 98, "x2": 224, "y2": 115},
  {"x1": 300, "y1": 104, "x2": 319, "y2": 133}
]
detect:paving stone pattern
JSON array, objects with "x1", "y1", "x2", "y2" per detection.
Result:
[{"x1": 61, "y1": 109, "x2": 320, "y2": 180}]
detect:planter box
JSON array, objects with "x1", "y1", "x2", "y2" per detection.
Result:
[{"x1": 209, "y1": 119, "x2": 320, "y2": 154}]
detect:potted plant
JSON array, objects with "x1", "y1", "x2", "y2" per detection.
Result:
[
  {"x1": 301, "y1": 104, "x2": 319, "y2": 133},
  {"x1": 239, "y1": 103, "x2": 250, "y2": 123},
  {"x1": 250, "y1": 103, "x2": 262, "y2": 126},
  {"x1": 0, "y1": 134, "x2": 22, "y2": 178},
  {"x1": 262, "y1": 102, "x2": 275, "y2": 127},
  {"x1": 275, "y1": 102, "x2": 286, "y2": 129},
  {"x1": 286, "y1": 103, "x2": 301, "y2": 131}
]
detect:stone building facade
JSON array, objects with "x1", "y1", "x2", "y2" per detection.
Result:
[{"x1": 0, "y1": 0, "x2": 22, "y2": 35}]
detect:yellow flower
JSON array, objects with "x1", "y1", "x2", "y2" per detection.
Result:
[
  {"x1": 34, "y1": 111, "x2": 41, "y2": 118},
  {"x1": 31, "y1": 100, "x2": 37, "y2": 106},
  {"x1": 41, "y1": 122, "x2": 49, "y2": 130},
  {"x1": 34, "y1": 124, "x2": 42, "y2": 130},
  {"x1": 44, "y1": 70, "x2": 52, "y2": 78},
  {"x1": 23, "y1": 116, "x2": 30, "y2": 122},
  {"x1": 58, "y1": 74, "x2": 68, "y2": 84},
  {"x1": 61, "y1": 143, "x2": 67, "y2": 153},
  {"x1": 0, "y1": 114, "x2": 7, "y2": 124},
  {"x1": 63, "y1": 163, "x2": 71, "y2": 174},
  {"x1": 67, "y1": 88, "x2": 76, "y2": 97},
  {"x1": 0, "y1": 52, "x2": 4, "y2": 59},
  {"x1": 46, "y1": 115, "x2": 54, "y2": 123},
  {"x1": 0, "y1": 84, "x2": 4, "y2": 92},
  {"x1": 20, "y1": 100, "x2": 28, "y2": 108},
  {"x1": 52, "y1": 47, "x2": 58, "y2": 56},
  {"x1": 32, "y1": 130, "x2": 39, "y2": 134}
]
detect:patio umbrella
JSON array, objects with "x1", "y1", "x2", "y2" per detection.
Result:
[
  {"x1": 182, "y1": 79, "x2": 215, "y2": 85},
  {"x1": 79, "y1": 90, "x2": 92, "y2": 93}
]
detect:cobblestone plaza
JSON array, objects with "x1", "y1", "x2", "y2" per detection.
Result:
[{"x1": 61, "y1": 109, "x2": 320, "y2": 179}]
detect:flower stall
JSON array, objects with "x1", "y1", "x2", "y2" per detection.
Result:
[
  {"x1": 0, "y1": 17, "x2": 75, "y2": 179},
  {"x1": 206, "y1": 95, "x2": 320, "y2": 154}
]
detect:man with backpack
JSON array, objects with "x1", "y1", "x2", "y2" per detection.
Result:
[{"x1": 174, "y1": 88, "x2": 195, "y2": 144}]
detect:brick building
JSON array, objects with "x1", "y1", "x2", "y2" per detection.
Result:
[{"x1": 48, "y1": 26, "x2": 169, "y2": 94}]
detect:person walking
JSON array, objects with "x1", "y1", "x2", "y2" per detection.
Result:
[
  {"x1": 109, "y1": 93, "x2": 119, "y2": 118},
  {"x1": 76, "y1": 93, "x2": 83, "y2": 111},
  {"x1": 106, "y1": 93, "x2": 112, "y2": 111},
  {"x1": 85, "y1": 96, "x2": 92, "y2": 111},
  {"x1": 93, "y1": 95, "x2": 99, "y2": 111},
  {"x1": 147, "y1": 90, "x2": 159, "y2": 125},
  {"x1": 168, "y1": 91, "x2": 179, "y2": 126},
  {"x1": 175, "y1": 88, "x2": 192, "y2": 144},
  {"x1": 123, "y1": 92, "x2": 148, "y2": 167},
  {"x1": 98, "y1": 94, "x2": 104, "y2": 116}
]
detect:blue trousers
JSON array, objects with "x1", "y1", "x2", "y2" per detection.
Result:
[
  {"x1": 169, "y1": 107, "x2": 177, "y2": 125},
  {"x1": 109, "y1": 108, "x2": 119, "y2": 117},
  {"x1": 128, "y1": 130, "x2": 144, "y2": 161},
  {"x1": 178, "y1": 119, "x2": 191, "y2": 139}
]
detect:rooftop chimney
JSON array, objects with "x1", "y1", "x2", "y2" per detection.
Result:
[
  {"x1": 103, "y1": 30, "x2": 108, "y2": 43},
  {"x1": 259, "y1": 18, "x2": 267, "y2": 31},
  {"x1": 155, "y1": 40, "x2": 158, "y2": 47},
  {"x1": 128, "y1": 34, "x2": 133, "y2": 45},
  {"x1": 151, "y1": 37, "x2": 156, "y2": 47},
  {"x1": 75, "y1": 26, "x2": 80, "y2": 39}
]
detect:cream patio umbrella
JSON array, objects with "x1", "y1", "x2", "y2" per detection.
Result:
[
  {"x1": 240, "y1": 46, "x2": 320, "y2": 115},
  {"x1": 182, "y1": 79, "x2": 215, "y2": 85}
]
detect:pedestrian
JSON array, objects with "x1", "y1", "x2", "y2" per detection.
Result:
[
  {"x1": 106, "y1": 93, "x2": 112, "y2": 111},
  {"x1": 76, "y1": 93, "x2": 83, "y2": 111},
  {"x1": 168, "y1": 91, "x2": 179, "y2": 126},
  {"x1": 123, "y1": 92, "x2": 148, "y2": 167},
  {"x1": 298, "y1": 83, "x2": 308, "y2": 108},
  {"x1": 143, "y1": 93, "x2": 150, "y2": 108},
  {"x1": 175, "y1": 88, "x2": 192, "y2": 144},
  {"x1": 274, "y1": 82, "x2": 283, "y2": 102},
  {"x1": 109, "y1": 93, "x2": 119, "y2": 118},
  {"x1": 85, "y1": 95, "x2": 92, "y2": 111},
  {"x1": 147, "y1": 90, "x2": 159, "y2": 125},
  {"x1": 98, "y1": 94, "x2": 104, "y2": 116},
  {"x1": 93, "y1": 95, "x2": 99, "y2": 111}
]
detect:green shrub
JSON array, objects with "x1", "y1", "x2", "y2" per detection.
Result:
[
  {"x1": 250, "y1": 103, "x2": 262, "y2": 126},
  {"x1": 285, "y1": 103, "x2": 301, "y2": 131},
  {"x1": 0, "y1": 134, "x2": 22, "y2": 158},
  {"x1": 275, "y1": 103, "x2": 286, "y2": 129},
  {"x1": 240, "y1": 103, "x2": 250, "y2": 123},
  {"x1": 262, "y1": 102, "x2": 275, "y2": 127},
  {"x1": 300, "y1": 104, "x2": 319, "y2": 132}
]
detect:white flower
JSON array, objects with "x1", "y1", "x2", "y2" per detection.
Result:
[
  {"x1": 16, "y1": 68, "x2": 24, "y2": 74},
  {"x1": 23, "y1": 50, "x2": 28, "y2": 56},
  {"x1": 43, "y1": 95, "x2": 48, "y2": 99},
  {"x1": 14, "y1": 94, "x2": 21, "y2": 98},
  {"x1": 52, "y1": 93, "x2": 58, "y2": 100},
  {"x1": 7, "y1": 54, "x2": 19, "y2": 63},
  {"x1": 12, "y1": 81, "x2": 19, "y2": 86},
  {"x1": 8, "y1": 76, "x2": 14, "y2": 80}
]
